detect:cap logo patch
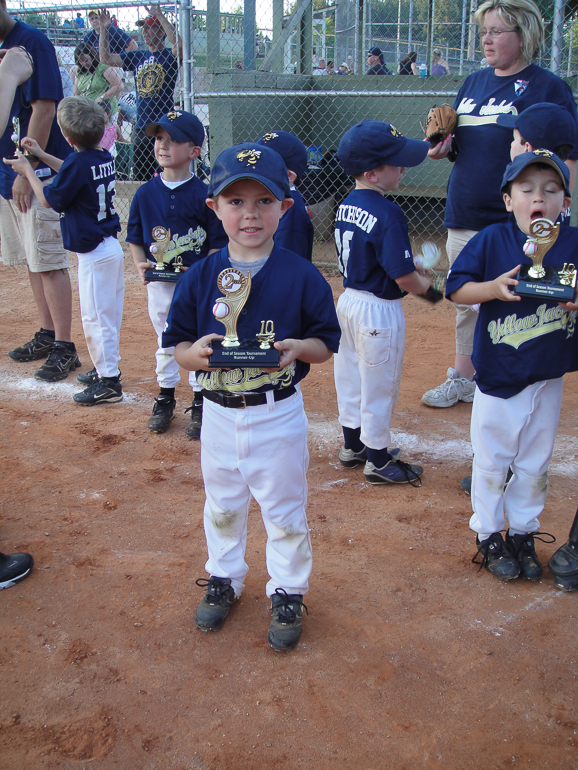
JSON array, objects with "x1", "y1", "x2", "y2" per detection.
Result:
[
  {"x1": 262, "y1": 133, "x2": 279, "y2": 142},
  {"x1": 237, "y1": 149, "x2": 262, "y2": 166},
  {"x1": 534, "y1": 149, "x2": 553, "y2": 157},
  {"x1": 167, "y1": 111, "x2": 182, "y2": 120},
  {"x1": 389, "y1": 125, "x2": 403, "y2": 138}
]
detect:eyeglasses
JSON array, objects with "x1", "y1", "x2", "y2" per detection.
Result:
[{"x1": 481, "y1": 28, "x2": 518, "y2": 39}]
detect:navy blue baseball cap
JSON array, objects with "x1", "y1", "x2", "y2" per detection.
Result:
[
  {"x1": 496, "y1": 103, "x2": 578, "y2": 153},
  {"x1": 338, "y1": 120, "x2": 429, "y2": 176},
  {"x1": 255, "y1": 131, "x2": 308, "y2": 178},
  {"x1": 500, "y1": 149, "x2": 571, "y2": 196},
  {"x1": 145, "y1": 110, "x2": 205, "y2": 147},
  {"x1": 208, "y1": 143, "x2": 291, "y2": 199},
  {"x1": 367, "y1": 46, "x2": 384, "y2": 63}
]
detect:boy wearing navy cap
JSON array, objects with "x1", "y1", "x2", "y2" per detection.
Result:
[
  {"x1": 162, "y1": 143, "x2": 340, "y2": 651},
  {"x1": 126, "y1": 110, "x2": 228, "y2": 437},
  {"x1": 255, "y1": 130, "x2": 314, "y2": 261},
  {"x1": 446, "y1": 150, "x2": 578, "y2": 583},
  {"x1": 334, "y1": 120, "x2": 434, "y2": 485},
  {"x1": 6, "y1": 96, "x2": 124, "y2": 405}
]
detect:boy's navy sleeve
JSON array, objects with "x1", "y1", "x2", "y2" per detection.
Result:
[
  {"x1": 445, "y1": 230, "x2": 487, "y2": 298},
  {"x1": 43, "y1": 155, "x2": 80, "y2": 213},
  {"x1": 126, "y1": 188, "x2": 144, "y2": 245},
  {"x1": 377, "y1": 218, "x2": 416, "y2": 280}
]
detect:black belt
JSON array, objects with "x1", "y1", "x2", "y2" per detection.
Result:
[{"x1": 201, "y1": 387, "x2": 296, "y2": 409}]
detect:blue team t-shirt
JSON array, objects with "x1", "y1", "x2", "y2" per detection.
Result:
[
  {"x1": 445, "y1": 64, "x2": 578, "y2": 232},
  {"x1": 84, "y1": 26, "x2": 133, "y2": 54},
  {"x1": 274, "y1": 188, "x2": 314, "y2": 261},
  {"x1": 0, "y1": 21, "x2": 72, "y2": 199},
  {"x1": 334, "y1": 189, "x2": 416, "y2": 299},
  {"x1": 126, "y1": 174, "x2": 228, "y2": 267},
  {"x1": 120, "y1": 48, "x2": 178, "y2": 129},
  {"x1": 162, "y1": 245, "x2": 341, "y2": 393},
  {"x1": 445, "y1": 219, "x2": 578, "y2": 398},
  {"x1": 44, "y1": 148, "x2": 120, "y2": 253}
]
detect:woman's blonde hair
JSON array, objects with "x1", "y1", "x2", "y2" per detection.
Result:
[{"x1": 475, "y1": 0, "x2": 544, "y2": 63}]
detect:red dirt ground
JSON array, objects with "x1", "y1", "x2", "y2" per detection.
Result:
[{"x1": 1, "y1": 250, "x2": 578, "y2": 770}]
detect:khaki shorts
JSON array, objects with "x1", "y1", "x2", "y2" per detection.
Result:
[
  {"x1": 447, "y1": 227, "x2": 479, "y2": 357},
  {"x1": 0, "y1": 179, "x2": 69, "y2": 272}
]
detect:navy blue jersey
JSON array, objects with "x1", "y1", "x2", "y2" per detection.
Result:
[
  {"x1": 446, "y1": 64, "x2": 578, "y2": 232},
  {"x1": 0, "y1": 22, "x2": 72, "y2": 199},
  {"x1": 44, "y1": 149, "x2": 120, "y2": 253},
  {"x1": 126, "y1": 174, "x2": 227, "y2": 267},
  {"x1": 335, "y1": 189, "x2": 416, "y2": 299},
  {"x1": 120, "y1": 48, "x2": 178, "y2": 129},
  {"x1": 274, "y1": 188, "x2": 314, "y2": 261},
  {"x1": 162, "y1": 245, "x2": 341, "y2": 393},
  {"x1": 445, "y1": 219, "x2": 578, "y2": 398},
  {"x1": 84, "y1": 26, "x2": 133, "y2": 54}
]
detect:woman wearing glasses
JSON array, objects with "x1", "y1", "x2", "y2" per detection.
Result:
[{"x1": 422, "y1": 0, "x2": 578, "y2": 409}]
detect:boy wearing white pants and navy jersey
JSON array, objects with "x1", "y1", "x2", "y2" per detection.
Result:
[
  {"x1": 446, "y1": 151, "x2": 578, "y2": 582},
  {"x1": 126, "y1": 110, "x2": 227, "y2": 437},
  {"x1": 162, "y1": 143, "x2": 340, "y2": 650},
  {"x1": 334, "y1": 121, "x2": 434, "y2": 485},
  {"x1": 6, "y1": 96, "x2": 124, "y2": 405}
]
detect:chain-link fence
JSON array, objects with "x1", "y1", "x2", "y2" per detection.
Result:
[{"x1": 6, "y1": 0, "x2": 578, "y2": 274}]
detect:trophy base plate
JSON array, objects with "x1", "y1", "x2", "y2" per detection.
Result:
[
  {"x1": 514, "y1": 265, "x2": 576, "y2": 301},
  {"x1": 209, "y1": 339, "x2": 280, "y2": 369},
  {"x1": 145, "y1": 268, "x2": 181, "y2": 283}
]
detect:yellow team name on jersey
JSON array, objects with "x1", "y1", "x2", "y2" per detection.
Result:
[{"x1": 488, "y1": 304, "x2": 575, "y2": 349}]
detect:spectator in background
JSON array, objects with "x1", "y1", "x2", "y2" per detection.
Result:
[
  {"x1": 366, "y1": 47, "x2": 391, "y2": 74},
  {"x1": 56, "y1": 52, "x2": 74, "y2": 97},
  {"x1": 431, "y1": 49, "x2": 450, "y2": 75},
  {"x1": 234, "y1": 59, "x2": 244, "y2": 69},
  {"x1": 398, "y1": 51, "x2": 418, "y2": 75},
  {"x1": 313, "y1": 58, "x2": 327, "y2": 75},
  {"x1": 85, "y1": 10, "x2": 137, "y2": 54},
  {"x1": 73, "y1": 43, "x2": 122, "y2": 122},
  {"x1": 98, "y1": 6, "x2": 182, "y2": 181},
  {"x1": 337, "y1": 62, "x2": 349, "y2": 75},
  {"x1": 75, "y1": 13, "x2": 85, "y2": 29},
  {"x1": 326, "y1": 61, "x2": 335, "y2": 74},
  {"x1": 111, "y1": 15, "x2": 118, "y2": 27}
]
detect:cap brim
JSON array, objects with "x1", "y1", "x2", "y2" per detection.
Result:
[
  {"x1": 496, "y1": 114, "x2": 518, "y2": 129},
  {"x1": 386, "y1": 137, "x2": 430, "y2": 168},
  {"x1": 210, "y1": 174, "x2": 288, "y2": 200}
]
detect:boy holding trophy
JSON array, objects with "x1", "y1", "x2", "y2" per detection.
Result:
[{"x1": 162, "y1": 143, "x2": 340, "y2": 651}]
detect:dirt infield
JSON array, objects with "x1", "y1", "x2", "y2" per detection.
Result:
[{"x1": 1, "y1": 252, "x2": 578, "y2": 770}]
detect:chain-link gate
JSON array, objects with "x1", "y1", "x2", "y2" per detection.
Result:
[{"x1": 6, "y1": 0, "x2": 578, "y2": 276}]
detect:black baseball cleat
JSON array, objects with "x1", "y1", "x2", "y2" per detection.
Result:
[
  {"x1": 185, "y1": 399, "x2": 203, "y2": 440},
  {"x1": 9, "y1": 329, "x2": 54, "y2": 362},
  {"x1": 73, "y1": 376, "x2": 123, "y2": 405},
  {"x1": 34, "y1": 341, "x2": 80, "y2": 382},
  {"x1": 195, "y1": 577, "x2": 237, "y2": 631},
  {"x1": 77, "y1": 368, "x2": 122, "y2": 386},
  {"x1": 0, "y1": 552, "x2": 34, "y2": 590},
  {"x1": 472, "y1": 532, "x2": 520, "y2": 580},
  {"x1": 148, "y1": 395, "x2": 176, "y2": 433},
  {"x1": 549, "y1": 540, "x2": 578, "y2": 591},
  {"x1": 506, "y1": 532, "x2": 555, "y2": 581},
  {"x1": 268, "y1": 588, "x2": 308, "y2": 652}
]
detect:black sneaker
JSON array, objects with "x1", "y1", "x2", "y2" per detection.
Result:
[
  {"x1": 549, "y1": 540, "x2": 578, "y2": 592},
  {"x1": 77, "y1": 368, "x2": 122, "y2": 385},
  {"x1": 185, "y1": 400, "x2": 203, "y2": 440},
  {"x1": 73, "y1": 376, "x2": 123, "y2": 406},
  {"x1": 148, "y1": 395, "x2": 176, "y2": 433},
  {"x1": 268, "y1": 588, "x2": 308, "y2": 652},
  {"x1": 364, "y1": 459, "x2": 423, "y2": 487},
  {"x1": 507, "y1": 531, "x2": 555, "y2": 581},
  {"x1": 472, "y1": 532, "x2": 520, "y2": 580},
  {"x1": 460, "y1": 475, "x2": 472, "y2": 495},
  {"x1": 9, "y1": 330, "x2": 54, "y2": 362},
  {"x1": 34, "y1": 342, "x2": 80, "y2": 382},
  {"x1": 195, "y1": 577, "x2": 237, "y2": 631},
  {"x1": 0, "y1": 552, "x2": 34, "y2": 589}
]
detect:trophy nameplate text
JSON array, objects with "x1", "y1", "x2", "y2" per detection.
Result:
[
  {"x1": 144, "y1": 226, "x2": 184, "y2": 283},
  {"x1": 208, "y1": 267, "x2": 280, "y2": 368},
  {"x1": 515, "y1": 218, "x2": 577, "y2": 302}
]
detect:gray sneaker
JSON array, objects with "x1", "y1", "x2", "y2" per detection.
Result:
[
  {"x1": 422, "y1": 367, "x2": 476, "y2": 408},
  {"x1": 339, "y1": 446, "x2": 401, "y2": 468}
]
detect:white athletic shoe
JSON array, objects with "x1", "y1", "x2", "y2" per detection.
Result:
[{"x1": 421, "y1": 367, "x2": 476, "y2": 408}]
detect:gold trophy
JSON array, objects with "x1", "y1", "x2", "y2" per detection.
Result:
[
  {"x1": 10, "y1": 117, "x2": 38, "y2": 161},
  {"x1": 144, "y1": 226, "x2": 183, "y2": 283},
  {"x1": 515, "y1": 218, "x2": 577, "y2": 301},
  {"x1": 209, "y1": 267, "x2": 280, "y2": 368}
]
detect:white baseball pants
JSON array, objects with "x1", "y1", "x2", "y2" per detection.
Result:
[
  {"x1": 77, "y1": 236, "x2": 124, "y2": 378},
  {"x1": 146, "y1": 280, "x2": 198, "y2": 390},
  {"x1": 470, "y1": 378, "x2": 563, "y2": 538},
  {"x1": 200, "y1": 388, "x2": 312, "y2": 598},
  {"x1": 334, "y1": 288, "x2": 405, "y2": 449}
]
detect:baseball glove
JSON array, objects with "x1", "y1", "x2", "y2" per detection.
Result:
[{"x1": 424, "y1": 103, "x2": 458, "y2": 146}]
